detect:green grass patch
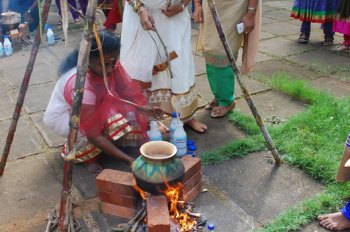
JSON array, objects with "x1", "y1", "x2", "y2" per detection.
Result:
[{"x1": 201, "y1": 73, "x2": 350, "y2": 231}]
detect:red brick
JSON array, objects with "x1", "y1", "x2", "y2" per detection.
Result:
[
  {"x1": 100, "y1": 202, "x2": 137, "y2": 219},
  {"x1": 184, "y1": 181, "x2": 202, "y2": 202},
  {"x1": 181, "y1": 156, "x2": 201, "y2": 183},
  {"x1": 147, "y1": 195, "x2": 170, "y2": 232},
  {"x1": 98, "y1": 190, "x2": 139, "y2": 208},
  {"x1": 96, "y1": 169, "x2": 138, "y2": 197},
  {"x1": 183, "y1": 171, "x2": 202, "y2": 194}
]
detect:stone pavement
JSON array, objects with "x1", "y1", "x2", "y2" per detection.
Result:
[{"x1": 0, "y1": 0, "x2": 349, "y2": 231}]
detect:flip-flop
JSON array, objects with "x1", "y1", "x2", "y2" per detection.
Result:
[
  {"x1": 297, "y1": 33, "x2": 309, "y2": 44},
  {"x1": 210, "y1": 100, "x2": 236, "y2": 118}
]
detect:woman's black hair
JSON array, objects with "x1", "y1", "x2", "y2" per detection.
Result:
[{"x1": 58, "y1": 30, "x2": 121, "y2": 77}]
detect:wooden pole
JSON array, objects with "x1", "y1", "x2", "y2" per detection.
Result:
[
  {"x1": 0, "y1": 0, "x2": 52, "y2": 176},
  {"x1": 58, "y1": 0, "x2": 98, "y2": 230},
  {"x1": 207, "y1": 0, "x2": 282, "y2": 164}
]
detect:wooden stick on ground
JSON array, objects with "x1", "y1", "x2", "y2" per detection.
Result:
[
  {"x1": 58, "y1": 0, "x2": 98, "y2": 231},
  {"x1": 0, "y1": 0, "x2": 53, "y2": 176},
  {"x1": 207, "y1": 0, "x2": 282, "y2": 164}
]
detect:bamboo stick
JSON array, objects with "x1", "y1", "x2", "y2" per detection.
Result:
[
  {"x1": 58, "y1": 0, "x2": 98, "y2": 231},
  {"x1": 207, "y1": 0, "x2": 282, "y2": 164},
  {"x1": 0, "y1": 0, "x2": 52, "y2": 176}
]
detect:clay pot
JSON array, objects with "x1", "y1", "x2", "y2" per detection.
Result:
[
  {"x1": 131, "y1": 141, "x2": 185, "y2": 194},
  {"x1": 1, "y1": 12, "x2": 20, "y2": 31}
]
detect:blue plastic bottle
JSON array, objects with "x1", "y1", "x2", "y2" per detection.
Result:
[
  {"x1": 187, "y1": 144, "x2": 197, "y2": 157},
  {"x1": 207, "y1": 223, "x2": 215, "y2": 231},
  {"x1": 173, "y1": 121, "x2": 187, "y2": 157},
  {"x1": 3, "y1": 36, "x2": 13, "y2": 56},
  {"x1": 169, "y1": 112, "x2": 180, "y2": 144}
]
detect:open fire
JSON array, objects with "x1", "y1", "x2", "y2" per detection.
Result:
[{"x1": 114, "y1": 181, "x2": 205, "y2": 232}]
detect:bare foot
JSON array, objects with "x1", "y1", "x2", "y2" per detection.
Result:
[
  {"x1": 86, "y1": 161, "x2": 103, "y2": 176},
  {"x1": 185, "y1": 118, "x2": 207, "y2": 133},
  {"x1": 318, "y1": 212, "x2": 350, "y2": 231},
  {"x1": 157, "y1": 120, "x2": 169, "y2": 134}
]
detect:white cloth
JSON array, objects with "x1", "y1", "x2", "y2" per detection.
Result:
[
  {"x1": 120, "y1": 0, "x2": 195, "y2": 94},
  {"x1": 43, "y1": 68, "x2": 96, "y2": 137}
]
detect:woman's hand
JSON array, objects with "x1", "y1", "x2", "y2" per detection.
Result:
[
  {"x1": 138, "y1": 106, "x2": 170, "y2": 120},
  {"x1": 241, "y1": 11, "x2": 256, "y2": 34},
  {"x1": 139, "y1": 9, "x2": 155, "y2": 31},
  {"x1": 193, "y1": 5, "x2": 203, "y2": 23},
  {"x1": 162, "y1": 4, "x2": 184, "y2": 17}
]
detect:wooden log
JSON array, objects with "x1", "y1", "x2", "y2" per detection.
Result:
[{"x1": 207, "y1": 0, "x2": 282, "y2": 164}]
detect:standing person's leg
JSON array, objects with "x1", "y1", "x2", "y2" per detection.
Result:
[
  {"x1": 67, "y1": 0, "x2": 80, "y2": 22},
  {"x1": 103, "y1": 0, "x2": 122, "y2": 31},
  {"x1": 77, "y1": 0, "x2": 87, "y2": 15},
  {"x1": 319, "y1": 200, "x2": 350, "y2": 230},
  {"x1": 207, "y1": 64, "x2": 236, "y2": 118},
  {"x1": 55, "y1": 0, "x2": 62, "y2": 17},
  {"x1": 298, "y1": 21, "x2": 311, "y2": 43},
  {"x1": 323, "y1": 21, "x2": 334, "y2": 46}
]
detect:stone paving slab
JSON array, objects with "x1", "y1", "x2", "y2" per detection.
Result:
[
  {"x1": 186, "y1": 109, "x2": 246, "y2": 155},
  {"x1": 31, "y1": 112, "x2": 65, "y2": 148},
  {"x1": 260, "y1": 31, "x2": 277, "y2": 40},
  {"x1": 17, "y1": 82, "x2": 56, "y2": 113},
  {"x1": 234, "y1": 77, "x2": 271, "y2": 98},
  {"x1": 0, "y1": 118, "x2": 43, "y2": 160},
  {"x1": 287, "y1": 49, "x2": 350, "y2": 75},
  {"x1": 235, "y1": 90, "x2": 306, "y2": 125},
  {"x1": 310, "y1": 77, "x2": 350, "y2": 98},
  {"x1": 262, "y1": 22, "x2": 300, "y2": 37},
  {"x1": 259, "y1": 37, "x2": 316, "y2": 57},
  {"x1": 250, "y1": 59, "x2": 323, "y2": 80},
  {"x1": 263, "y1": 0, "x2": 294, "y2": 11},
  {"x1": 262, "y1": 9, "x2": 291, "y2": 21},
  {"x1": 262, "y1": 16, "x2": 275, "y2": 25},
  {"x1": 0, "y1": 154, "x2": 61, "y2": 232},
  {"x1": 0, "y1": 92, "x2": 15, "y2": 120},
  {"x1": 202, "y1": 151, "x2": 324, "y2": 225},
  {"x1": 284, "y1": 33, "x2": 344, "y2": 48}
]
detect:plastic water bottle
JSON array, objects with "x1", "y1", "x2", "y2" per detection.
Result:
[
  {"x1": 0, "y1": 42, "x2": 4, "y2": 57},
  {"x1": 207, "y1": 223, "x2": 215, "y2": 231},
  {"x1": 3, "y1": 36, "x2": 13, "y2": 56},
  {"x1": 169, "y1": 112, "x2": 180, "y2": 144},
  {"x1": 187, "y1": 144, "x2": 197, "y2": 157},
  {"x1": 173, "y1": 120, "x2": 187, "y2": 157},
  {"x1": 47, "y1": 26, "x2": 55, "y2": 45},
  {"x1": 148, "y1": 120, "x2": 162, "y2": 141}
]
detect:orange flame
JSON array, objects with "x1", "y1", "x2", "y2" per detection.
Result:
[
  {"x1": 162, "y1": 182, "x2": 197, "y2": 231},
  {"x1": 133, "y1": 182, "x2": 147, "y2": 200}
]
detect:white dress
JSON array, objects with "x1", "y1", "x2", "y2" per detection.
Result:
[{"x1": 120, "y1": 0, "x2": 199, "y2": 120}]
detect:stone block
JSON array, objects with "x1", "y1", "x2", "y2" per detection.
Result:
[
  {"x1": 147, "y1": 195, "x2": 170, "y2": 232},
  {"x1": 183, "y1": 171, "x2": 202, "y2": 194},
  {"x1": 181, "y1": 156, "x2": 202, "y2": 183},
  {"x1": 100, "y1": 202, "x2": 137, "y2": 219},
  {"x1": 184, "y1": 181, "x2": 202, "y2": 202},
  {"x1": 96, "y1": 169, "x2": 138, "y2": 197},
  {"x1": 98, "y1": 191, "x2": 138, "y2": 208}
]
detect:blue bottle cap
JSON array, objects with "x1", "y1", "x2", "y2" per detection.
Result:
[
  {"x1": 187, "y1": 145, "x2": 196, "y2": 151},
  {"x1": 171, "y1": 112, "x2": 180, "y2": 118},
  {"x1": 187, "y1": 140, "x2": 194, "y2": 146},
  {"x1": 208, "y1": 224, "x2": 215, "y2": 230},
  {"x1": 4, "y1": 35, "x2": 8, "y2": 39}
]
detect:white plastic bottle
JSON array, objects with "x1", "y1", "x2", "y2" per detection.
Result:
[
  {"x1": 47, "y1": 26, "x2": 55, "y2": 45},
  {"x1": 0, "y1": 41, "x2": 4, "y2": 57},
  {"x1": 173, "y1": 120, "x2": 187, "y2": 157},
  {"x1": 169, "y1": 112, "x2": 180, "y2": 144},
  {"x1": 148, "y1": 120, "x2": 162, "y2": 141},
  {"x1": 3, "y1": 36, "x2": 13, "y2": 56}
]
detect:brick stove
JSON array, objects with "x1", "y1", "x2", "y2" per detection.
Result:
[{"x1": 96, "y1": 156, "x2": 203, "y2": 231}]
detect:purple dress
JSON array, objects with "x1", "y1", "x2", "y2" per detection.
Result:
[{"x1": 291, "y1": 0, "x2": 339, "y2": 23}]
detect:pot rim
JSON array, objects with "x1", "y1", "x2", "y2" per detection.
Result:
[
  {"x1": 1, "y1": 12, "x2": 17, "y2": 17},
  {"x1": 140, "y1": 141, "x2": 177, "y2": 160}
]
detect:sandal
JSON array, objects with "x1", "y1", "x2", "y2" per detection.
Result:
[
  {"x1": 333, "y1": 43, "x2": 350, "y2": 51},
  {"x1": 323, "y1": 36, "x2": 334, "y2": 46},
  {"x1": 297, "y1": 32, "x2": 309, "y2": 44},
  {"x1": 210, "y1": 100, "x2": 237, "y2": 118},
  {"x1": 204, "y1": 99, "x2": 218, "y2": 110}
]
